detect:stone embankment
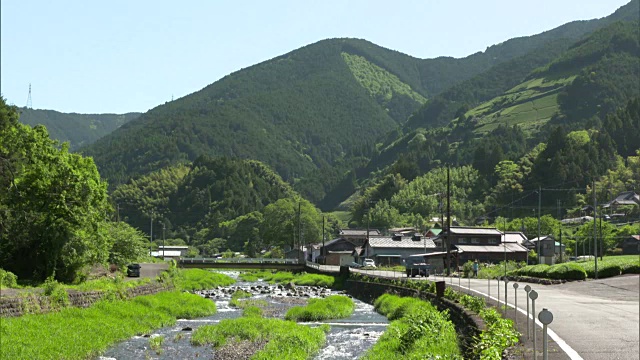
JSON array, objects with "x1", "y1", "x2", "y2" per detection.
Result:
[{"x1": 0, "y1": 283, "x2": 169, "y2": 317}]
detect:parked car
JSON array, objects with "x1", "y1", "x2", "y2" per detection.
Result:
[
  {"x1": 348, "y1": 262, "x2": 363, "y2": 268},
  {"x1": 126, "y1": 263, "x2": 141, "y2": 277},
  {"x1": 363, "y1": 258, "x2": 376, "y2": 268},
  {"x1": 403, "y1": 256, "x2": 430, "y2": 277}
]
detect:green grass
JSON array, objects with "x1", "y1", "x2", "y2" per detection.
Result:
[
  {"x1": 363, "y1": 294, "x2": 461, "y2": 359},
  {"x1": 469, "y1": 75, "x2": 576, "y2": 136},
  {"x1": 229, "y1": 290, "x2": 269, "y2": 309},
  {"x1": 576, "y1": 255, "x2": 639, "y2": 278},
  {"x1": 285, "y1": 295, "x2": 355, "y2": 322},
  {"x1": 191, "y1": 316, "x2": 328, "y2": 359},
  {"x1": 0, "y1": 291, "x2": 217, "y2": 360},
  {"x1": 239, "y1": 271, "x2": 335, "y2": 287},
  {"x1": 63, "y1": 276, "x2": 151, "y2": 292},
  {"x1": 173, "y1": 268, "x2": 235, "y2": 291}
]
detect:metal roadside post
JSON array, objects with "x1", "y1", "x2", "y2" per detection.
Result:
[
  {"x1": 512, "y1": 282, "x2": 519, "y2": 324},
  {"x1": 488, "y1": 277, "x2": 490, "y2": 298},
  {"x1": 468, "y1": 275, "x2": 470, "y2": 294},
  {"x1": 504, "y1": 278, "x2": 509, "y2": 316},
  {"x1": 497, "y1": 276, "x2": 500, "y2": 308},
  {"x1": 458, "y1": 274, "x2": 461, "y2": 293},
  {"x1": 529, "y1": 290, "x2": 539, "y2": 359},
  {"x1": 539, "y1": 308, "x2": 554, "y2": 360},
  {"x1": 524, "y1": 285, "x2": 532, "y2": 339}
]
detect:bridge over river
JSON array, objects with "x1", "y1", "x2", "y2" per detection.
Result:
[{"x1": 178, "y1": 257, "x2": 308, "y2": 271}]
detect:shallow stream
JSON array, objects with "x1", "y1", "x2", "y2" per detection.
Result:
[{"x1": 100, "y1": 272, "x2": 388, "y2": 359}]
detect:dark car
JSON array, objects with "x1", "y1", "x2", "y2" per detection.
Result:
[
  {"x1": 348, "y1": 262, "x2": 363, "y2": 268},
  {"x1": 126, "y1": 263, "x2": 141, "y2": 277}
]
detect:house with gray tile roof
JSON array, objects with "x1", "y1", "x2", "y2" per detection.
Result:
[{"x1": 359, "y1": 233, "x2": 438, "y2": 266}]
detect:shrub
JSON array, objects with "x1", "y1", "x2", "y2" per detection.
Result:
[
  {"x1": 0, "y1": 268, "x2": 18, "y2": 288},
  {"x1": 593, "y1": 264, "x2": 622, "y2": 278},
  {"x1": 545, "y1": 263, "x2": 587, "y2": 280},
  {"x1": 621, "y1": 262, "x2": 640, "y2": 274}
]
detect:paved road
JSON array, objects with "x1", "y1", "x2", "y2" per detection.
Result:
[
  {"x1": 351, "y1": 268, "x2": 639, "y2": 360},
  {"x1": 313, "y1": 265, "x2": 639, "y2": 358},
  {"x1": 470, "y1": 274, "x2": 639, "y2": 360}
]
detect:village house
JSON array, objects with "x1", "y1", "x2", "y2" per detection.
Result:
[
  {"x1": 355, "y1": 233, "x2": 437, "y2": 266},
  {"x1": 620, "y1": 235, "x2": 640, "y2": 255},
  {"x1": 525, "y1": 235, "x2": 565, "y2": 265},
  {"x1": 426, "y1": 227, "x2": 529, "y2": 272}
]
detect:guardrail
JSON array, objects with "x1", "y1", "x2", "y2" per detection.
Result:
[{"x1": 179, "y1": 257, "x2": 301, "y2": 264}]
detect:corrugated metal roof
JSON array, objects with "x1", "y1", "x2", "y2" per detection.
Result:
[
  {"x1": 157, "y1": 246, "x2": 188, "y2": 249},
  {"x1": 369, "y1": 237, "x2": 436, "y2": 249},
  {"x1": 504, "y1": 231, "x2": 527, "y2": 244},
  {"x1": 151, "y1": 251, "x2": 182, "y2": 257},
  {"x1": 339, "y1": 229, "x2": 381, "y2": 236},
  {"x1": 455, "y1": 243, "x2": 528, "y2": 253},
  {"x1": 448, "y1": 227, "x2": 502, "y2": 235}
]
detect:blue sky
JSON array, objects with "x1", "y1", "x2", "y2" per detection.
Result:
[{"x1": 1, "y1": 0, "x2": 631, "y2": 114}]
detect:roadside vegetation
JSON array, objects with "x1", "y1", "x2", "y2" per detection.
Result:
[
  {"x1": 363, "y1": 294, "x2": 461, "y2": 359},
  {"x1": 285, "y1": 295, "x2": 354, "y2": 322},
  {"x1": 0, "y1": 291, "x2": 217, "y2": 360},
  {"x1": 351, "y1": 273, "x2": 519, "y2": 359},
  {"x1": 191, "y1": 316, "x2": 329, "y2": 359},
  {"x1": 509, "y1": 255, "x2": 639, "y2": 280}
]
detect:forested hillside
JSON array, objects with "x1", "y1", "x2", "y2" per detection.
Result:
[
  {"x1": 82, "y1": 2, "x2": 638, "y2": 206},
  {"x1": 346, "y1": 15, "x2": 639, "y2": 213},
  {"x1": 18, "y1": 107, "x2": 140, "y2": 149}
]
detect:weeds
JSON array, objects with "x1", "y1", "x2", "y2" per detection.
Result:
[{"x1": 285, "y1": 295, "x2": 354, "y2": 322}]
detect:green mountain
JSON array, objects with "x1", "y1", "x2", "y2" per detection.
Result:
[
  {"x1": 364, "y1": 14, "x2": 639, "y2": 178},
  {"x1": 84, "y1": 1, "x2": 638, "y2": 211},
  {"x1": 18, "y1": 108, "x2": 140, "y2": 149}
]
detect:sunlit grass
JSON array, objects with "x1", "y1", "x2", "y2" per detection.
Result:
[
  {"x1": 0, "y1": 291, "x2": 216, "y2": 360},
  {"x1": 285, "y1": 295, "x2": 354, "y2": 322},
  {"x1": 191, "y1": 316, "x2": 328, "y2": 359}
]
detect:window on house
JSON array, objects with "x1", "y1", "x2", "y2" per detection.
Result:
[
  {"x1": 458, "y1": 238, "x2": 468, "y2": 244},
  {"x1": 471, "y1": 238, "x2": 480, "y2": 244},
  {"x1": 488, "y1": 238, "x2": 498, "y2": 244}
]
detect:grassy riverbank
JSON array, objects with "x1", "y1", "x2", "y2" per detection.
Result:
[
  {"x1": 0, "y1": 291, "x2": 217, "y2": 360},
  {"x1": 350, "y1": 273, "x2": 519, "y2": 359},
  {"x1": 285, "y1": 295, "x2": 355, "y2": 321},
  {"x1": 363, "y1": 294, "x2": 461, "y2": 359},
  {"x1": 238, "y1": 271, "x2": 335, "y2": 287}
]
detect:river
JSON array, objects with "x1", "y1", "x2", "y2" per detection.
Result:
[{"x1": 100, "y1": 272, "x2": 388, "y2": 359}]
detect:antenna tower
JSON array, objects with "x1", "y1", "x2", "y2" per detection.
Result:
[{"x1": 26, "y1": 84, "x2": 33, "y2": 109}]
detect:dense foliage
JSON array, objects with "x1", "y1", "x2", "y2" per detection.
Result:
[{"x1": 0, "y1": 98, "x2": 113, "y2": 282}]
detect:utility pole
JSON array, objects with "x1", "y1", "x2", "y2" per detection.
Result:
[
  {"x1": 162, "y1": 222, "x2": 166, "y2": 259},
  {"x1": 537, "y1": 186, "x2": 541, "y2": 264},
  {"x1": 557, "y1": 199, "x2": 562, "y2": 263},
  {"x1": 322, "y1": 216, "x2": 325, "y2": 260},
  {"x1": 150, "y1": 210, "x2": 154, "y2": 255},
  {"x1": 446, "y1": 166, "x2": 451, "y2": 276},
  {"x1": 593, "y1": 181, "x2": 598, "y2": 279},
  {"x1": 366, "y1": 204, "x2": 370, "y2": 260},
  {"x1": 117, "y1": 203, "x2": 120, "y2": 222},
  {"x1": 298, "y1": 202, "x2": 302, "y2": 262}
]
